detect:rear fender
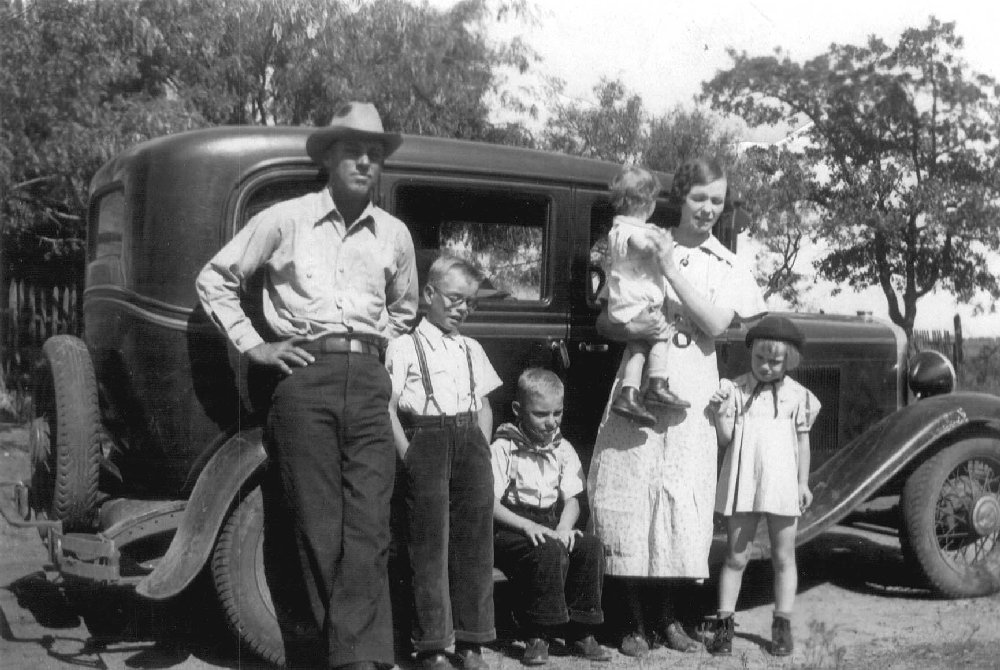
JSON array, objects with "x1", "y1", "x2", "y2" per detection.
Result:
[
  {"x1": 799, "y1": 392, "x2": 1000, "y2": 545},
  {"x1": 135, "y1": 428, "x2": 266, "y2": 600}
]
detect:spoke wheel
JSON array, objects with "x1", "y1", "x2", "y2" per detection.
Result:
[
  {"x1": 902, "y1": 437, "x2": 1000, "y2": 597},
  {"x1": 28, "y1": 335, "x2": 102, "y2": 530}
]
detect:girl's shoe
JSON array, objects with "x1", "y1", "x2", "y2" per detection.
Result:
[
  {"x1": 705, "y1": 614, "x2": 735, "y2": 656},
  {"x1": 771, "y1": 616, "x2": 794, "y2": 656},
  {"x1": 619, "y1": 632, "x2": 650, "y2": 657}
]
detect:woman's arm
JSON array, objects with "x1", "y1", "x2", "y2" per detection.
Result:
[{"x1": 658, "y1": 245, "x2": 735, "y2": 338}]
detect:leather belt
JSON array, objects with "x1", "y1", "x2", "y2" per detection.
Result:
[
  {"x1": 402, "y1": 411, "x2": 478, "y2": 428},
  {"x1": 303, "y1": 335, "x2": 381, "y2": 357}
]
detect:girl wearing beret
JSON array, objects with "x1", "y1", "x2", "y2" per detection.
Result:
[{"x1": 706, "y1": 315, "x2": 821, "y2": 658}]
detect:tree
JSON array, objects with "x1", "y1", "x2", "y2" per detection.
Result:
[
  {"x1": 702, "y1": 17, "x2": 1000, "y2": 338},
  {"x1": 644, "y1": 105, "x2": 740, "y2": 172},
  {"x1": 543, "y1": 77, "x2": 646, "y2": 163},
  {"x1": 736, "y1": 145, "x2": 814, "y2": 305}
]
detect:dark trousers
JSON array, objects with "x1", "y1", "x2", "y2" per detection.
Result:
[
  {"x1": 261, "y1": 352, "x2": 395, "y2": 669},
  {"x1": 494, "y1": 502, "x2": 605, "y2": 630},
  {"x1": 402, "y1": 421, "x2": 495, "y2": 651}
]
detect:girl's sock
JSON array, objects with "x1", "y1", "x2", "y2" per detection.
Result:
[{"x1": 774, "y1": 610, "x2": 792, "y2": 620}]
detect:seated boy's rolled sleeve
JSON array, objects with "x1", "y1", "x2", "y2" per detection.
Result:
[
  {"x1": 558, "y1": 444, "x2": 585, "y2": 500},
  {"x1": 489, "y1": 441, "x2": 510, "y2": 499}
]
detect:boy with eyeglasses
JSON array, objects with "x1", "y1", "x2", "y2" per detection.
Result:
[{"x1": 385, "y1": 254, "x2": 503, "y2": 670}]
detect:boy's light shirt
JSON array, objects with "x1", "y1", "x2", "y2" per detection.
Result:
[
  {"x1": 385, "y1": 317, "x2": 502, "y2": 415},
  {"x1": 490, "y1": 423, "x2": 585, "y2": 509},
  {"x1": 606, "y1": 214, "x2": 669, "y2": 324}
]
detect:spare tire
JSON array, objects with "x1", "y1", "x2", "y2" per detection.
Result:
[{"x1": 28, "y1": 335, "x2": 102, "y2": 531}]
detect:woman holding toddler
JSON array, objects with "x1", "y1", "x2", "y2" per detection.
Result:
[{"x1": 586, "y1": 158, "x2": 766, "y2": 656}]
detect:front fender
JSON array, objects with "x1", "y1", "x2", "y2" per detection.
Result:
[
  {"x1": 798, "y1": 392, "x2": 1000, "y2": 545},
  {"x1": 136, "y1": 428, "x2": 267, "y2": 600}
]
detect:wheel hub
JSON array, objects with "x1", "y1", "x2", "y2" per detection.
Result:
[{"x1": 971, "y1": 494, "x2": 1000, "y2": 537}]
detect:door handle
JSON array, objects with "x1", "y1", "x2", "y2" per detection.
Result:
[
  {"x1": 549, "y1": 340, "x2": 571, "y2": 369},
  {"x1": 578, "y1": 342, "x2": 609, "y2": 353}
]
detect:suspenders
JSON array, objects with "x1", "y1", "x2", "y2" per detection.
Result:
[{"x1": 410, "y1": 328, "x2": 477, "y2": 416}]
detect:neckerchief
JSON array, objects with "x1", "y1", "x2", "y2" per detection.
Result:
[
  {"x1": 494, "y1": 422, "x2": 561, "y2": 456},
  {"x1": 743, "y1": 377, "x2": 783, "y2": 418}
]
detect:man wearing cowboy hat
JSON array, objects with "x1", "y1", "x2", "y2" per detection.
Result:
[{"x1": 197, "y1": 101, "x2": 418, "y2": 670}]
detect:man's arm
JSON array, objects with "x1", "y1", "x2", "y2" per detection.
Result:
[
  {"x1": 195, "y1": 212, "x2": 313, "y2": 373},
  {"x1": 385, "y1": 228, "x2": 419, "y2": 338}
]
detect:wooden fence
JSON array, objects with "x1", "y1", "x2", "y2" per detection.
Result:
[{"x1": 1, "y1": 277, "x2": 83, "y2": 383}]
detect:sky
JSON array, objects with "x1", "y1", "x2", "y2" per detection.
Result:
[{"x1": 427, "y1": 0, "x2": 1000, "y2": 336}]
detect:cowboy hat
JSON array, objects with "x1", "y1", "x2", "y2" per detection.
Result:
[{"x1": 306, "y1": 101, "x2": 403, "y2": 163}]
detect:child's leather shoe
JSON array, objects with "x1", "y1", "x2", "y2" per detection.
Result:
[
  {"x1": 705, "y1": 614, "x2": 735, "y2": 656},
  {"x1": 619, "y1": 632, "x2": 650, "y2": 657},
  {"x1": 571, "y1": 634, "x2": 612, "y2": 662},
  {"x1": 611, "y1": 387, "x2": 656, "y2": 426},
  {"x1": 644, "y1": 377, "x2": 691, "y2": 409},
  {"x1": 771, "y1": 615, "x2": 793, "y2": 656},
  {"x1": 522, "y1": 637, "x2": 549, "y2": 666}
]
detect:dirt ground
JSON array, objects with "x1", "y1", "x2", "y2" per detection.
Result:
[{"x1": 2, "y1": 422, "x2": 999, "y2": 670}]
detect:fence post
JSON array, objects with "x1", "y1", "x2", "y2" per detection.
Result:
[{"x1": 954, "y1": 314, "x2": 963, "y2": 383}]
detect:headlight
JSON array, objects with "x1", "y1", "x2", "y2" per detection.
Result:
[{"x1": 907, "y1": 350, "x2": 956, "y2": 399}]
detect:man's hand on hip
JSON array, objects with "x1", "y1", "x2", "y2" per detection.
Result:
[{"x1": 246, "y1": 338, "x2": 315, "y2": 375}]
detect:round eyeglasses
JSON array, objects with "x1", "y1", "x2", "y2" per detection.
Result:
[{"x1": 430, "y1": 285, "x2": 479, "y2": 312}]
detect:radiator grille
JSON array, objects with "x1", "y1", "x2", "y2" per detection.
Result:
[{"x1": 789, "y1": 366, "x2": 841, "y2": 462}]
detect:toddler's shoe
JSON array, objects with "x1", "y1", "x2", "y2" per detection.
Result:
[
  {"x1": 611, "y1": 387, "x2": 656, "y2": 427},
  {"x1": 705, "y1": 614, "x2": 735, "y2": 656},
  {"x1": 619, "y1": 632, "x2": 650, "y2": 657},
  {"x1": 771, "y1": 615, "x2": 794, "y2": 656},
  {"x1": 522, "y1": 637, "x2": 549, "y2": 666},
  {"x1": 644, "y1": 377, "x2": 691, "y2": 409},
  {"x1": 570, "y1": 635, "x2": 612, "y2": 662}
]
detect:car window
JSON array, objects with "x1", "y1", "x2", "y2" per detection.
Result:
[
  {"x1": 239, "y1": 176, "x2": 326, "y2": 228},
  {"x1": 88, "y1": 189, "x2": 127, "y2": 286},
  {"x1": 394, "y1": 184, "x2": 548, "y2": 302}
]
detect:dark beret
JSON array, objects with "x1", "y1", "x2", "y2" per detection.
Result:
[{"x1": 745, "y1": 315, "x2": 805, "y2": 349}]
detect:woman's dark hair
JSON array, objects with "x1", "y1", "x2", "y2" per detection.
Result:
[{"x1": 667, "y1": 158, "x2": 727, "y2": 207}]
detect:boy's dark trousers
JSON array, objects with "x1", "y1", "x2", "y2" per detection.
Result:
[
  {"x1": 260, "y1": 351, "x2": 395, "y2": 669},
  {"x1": 494, "y1": 501, "x2": 606, "y2": 630},
  {"x1": 402, "y1": 414, "x2": 496, "y2": 652}
]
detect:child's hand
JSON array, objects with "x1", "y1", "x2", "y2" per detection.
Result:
[
  {"x1": 709, "y1": 379, "x2": 735, "y2": 411},
  {"x1": 799, "y1": 483, "x2": 813, "y2": 512},
  {"x1": 523, "y1": 521, "x2": 554, "y2": 547},
  {"x1": 553, "y1": 528, "x2": 583, "y2": 552}
]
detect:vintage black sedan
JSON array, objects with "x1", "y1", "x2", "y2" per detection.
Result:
[{"x1": 4, "y1": 126, "x2": 999, "y2": 666}]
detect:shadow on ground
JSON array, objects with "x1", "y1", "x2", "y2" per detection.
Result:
[{"x1": 2, "y1": 571, "x2": 263, "y2": 669}]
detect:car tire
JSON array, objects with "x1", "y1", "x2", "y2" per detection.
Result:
[
  {"x1": 211, "y1": 486, "x2": 284, "y2": 667},
  {"x1": 28, "y1": 335, "x2": 102, "y2": 531},
  {"x1": 901, "y1": 436, "x2": 1000, "y2": 597}
]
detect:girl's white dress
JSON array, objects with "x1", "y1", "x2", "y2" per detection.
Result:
[
  {"x1": 715, "y1": 373, "x2": 821, "y2": 516},
  {"x1": 586, "y1": 236, "x2": 765, "y2": 578}
]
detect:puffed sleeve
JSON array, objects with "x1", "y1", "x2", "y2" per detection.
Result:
[
  {"x1": 794, "y1": 386, "x2": 822, "y2": 433},
  {"x1": 712, "y1": 254, "x2": 766, "y2": 319}
]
